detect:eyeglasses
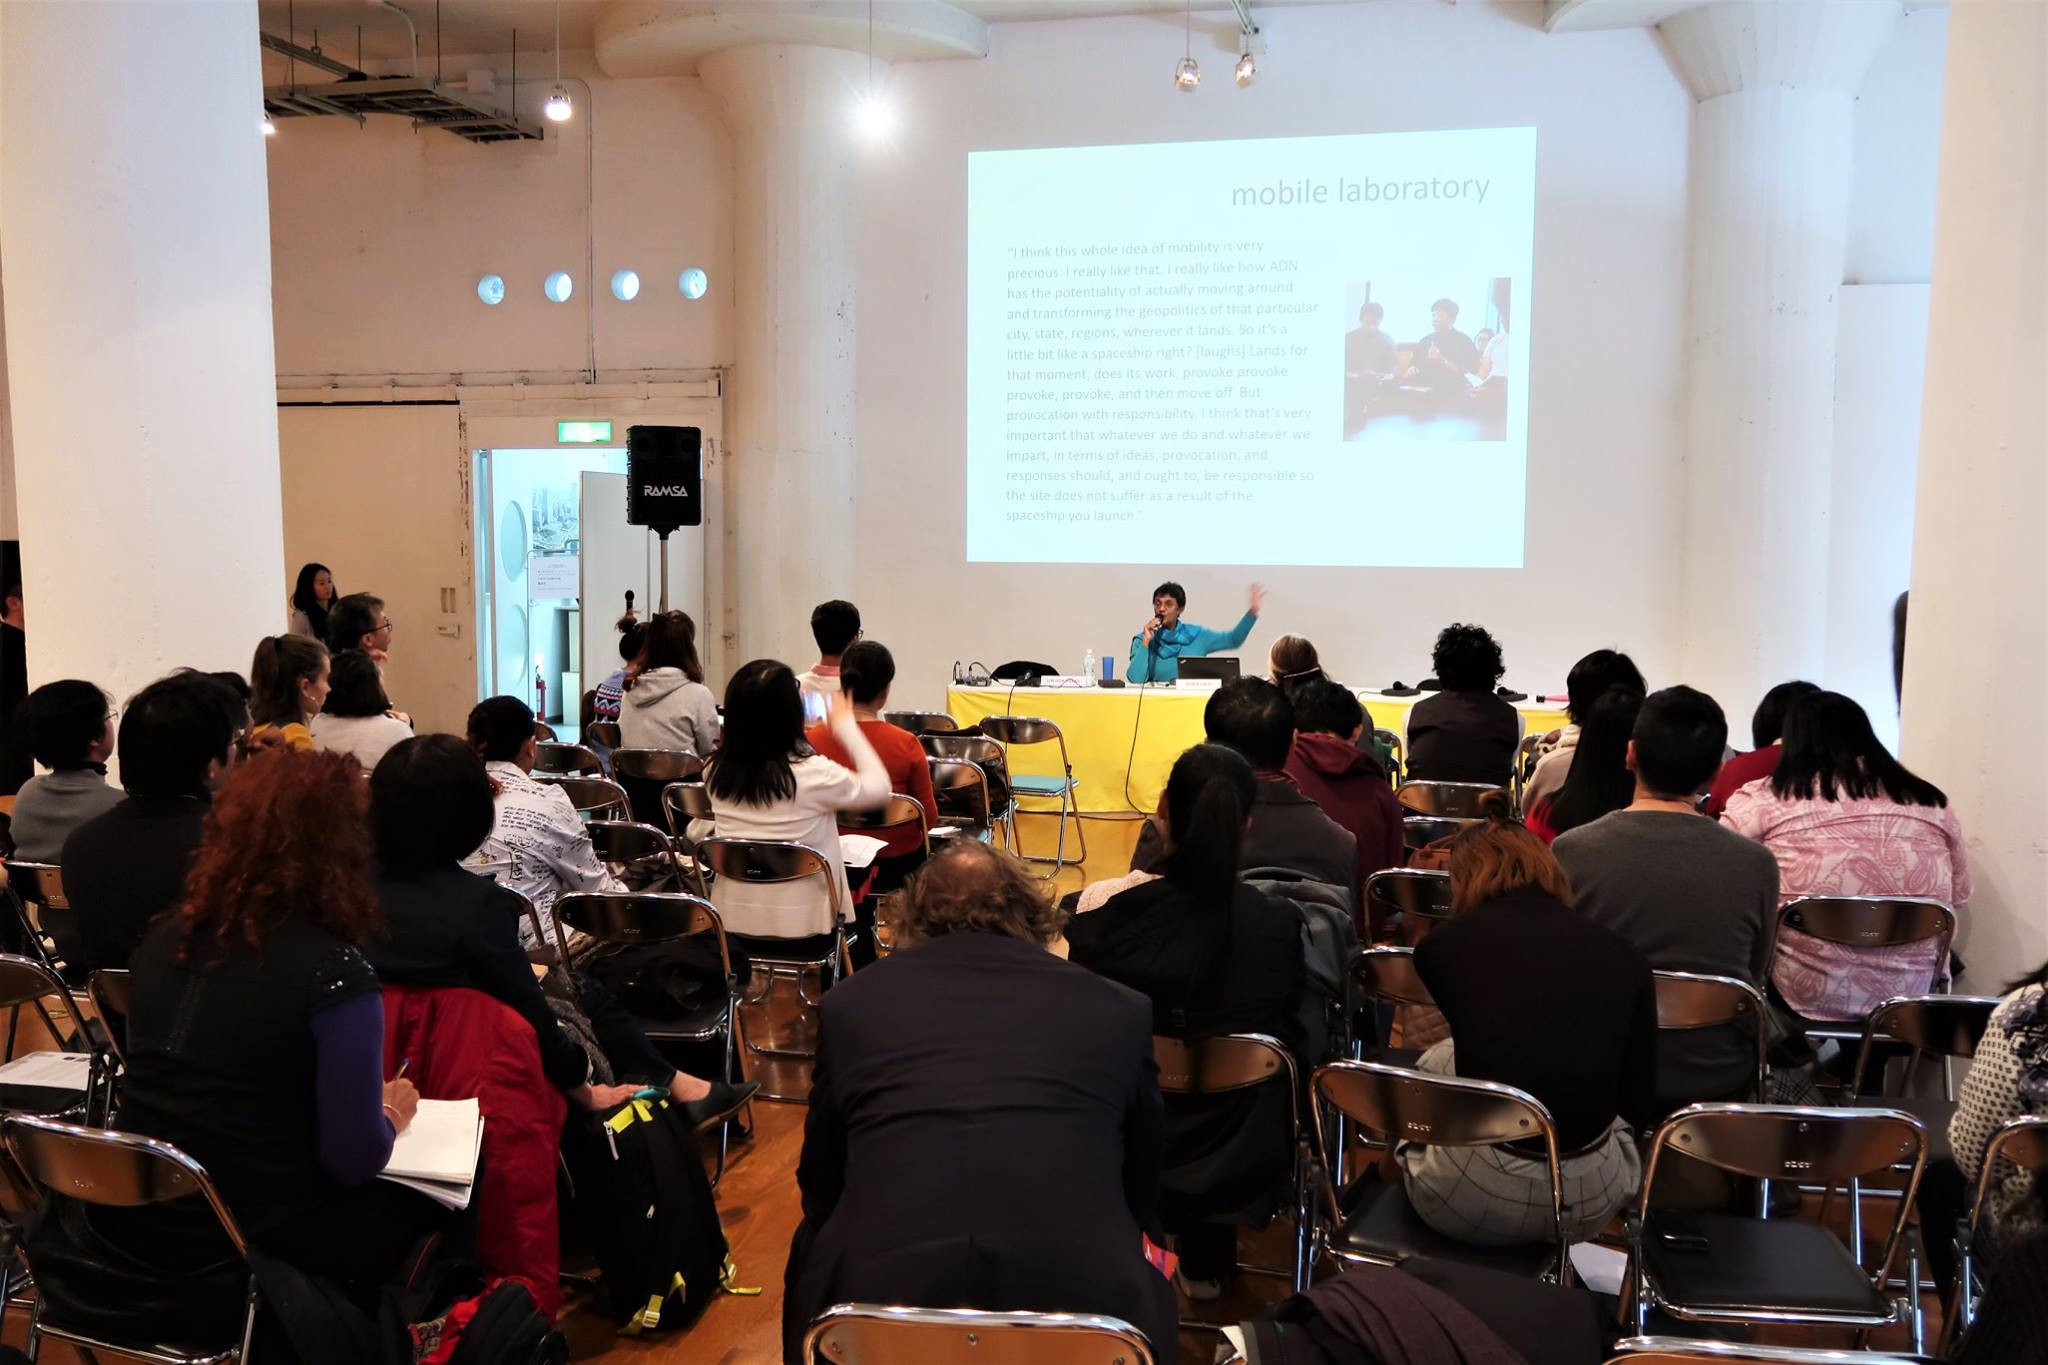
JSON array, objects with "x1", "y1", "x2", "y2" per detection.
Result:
[{"x1": 373, "y1": 618, "x2": 396, "y2": 636}]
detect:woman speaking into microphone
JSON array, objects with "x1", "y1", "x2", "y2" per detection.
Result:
[{"x1": 1128, "y1": 580, "x2": 1264, "y2": 683}]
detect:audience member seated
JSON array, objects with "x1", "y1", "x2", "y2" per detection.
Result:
[
  {"x1": 805, "y1": 640, "x2": 938, "y2": 893},
  {"x1": 467, "y1": 695, "x2": 623, "y2": 953},
  {"x1": 326, "y1": 592, "x2": 395, "y2": 668},
  {"x1": 7, "y1": 680, "x2": 121, "y2": 861},
  {"x1": 62, "y1": 671, "x2": 244, "y2": 971},
  {"x1": 1268, "y1": 633, "x2": 1326, "y2": 695},
  {"x1": 702, "y1": 661, "x2": 888, "y2": 944},
  {"x1": 1068, "y1": 744, "x2": 1306, "y2": 1300},
  {"x1": 1284, "y1": 680, "x2": 1403, "y2": 931},
  {"x1": 618, "y1": 609, "x2": 720, "y2": 758},
  {"x1": 1406, "y1": 790, "x2": 1657, "y2": 1244},
  {"x1": 591, "y1": 611, "x2": 646, "y2": 725},
  {"x1": 0, "y1": 579, "x2": 28, "y2": 794},
  {"x1": 106, "y1": 748, "x2": 441, "y2": 1295},
  {"x1": 248, "y1": 634, "x2": 329, "y2": 751},
  {"x1": 1555, "y1": 686, "x2": 1779, "y2": 1110},
  {"x1": 1525, "y1": 685, "x2": 1642, "y2": 845},
  {"x1": 1724, "y1": 690, "x2": 1969, "y2": 1023},
  {"x1": 365, "y1": 734, "x2": 752, "y2": 1126},
  {"x1": 781, "y1": 842, "x2": 1176, "y2": 1362},
  {"x1": 311, "y1": 649, "x2": 412, "y2": 774},
  {"x1": 286, "y1": 561, "x2": 335, "y2": 641},
  {"x1": 1129, "y1": 677, "x2": 1356, "y2": 907},
  {"x1": 1948, "y1": 957, "x2": 2048, "y2": 1265},
  {"x1": 1522, "y1": 648, "x2": 1645, "y2": 812},
  {"x1": 1703, "y1": 679, "x2": 1818, "y2": 818},
  {"x1": 1406, "y1": 623, "x2": 1518, "y2": 786},
  {"x1": 797, "y1": 599, "x2": 861, "y2": 698}
]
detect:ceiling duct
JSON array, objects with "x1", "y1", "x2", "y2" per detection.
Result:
[{"x1": 260, "y1": 31, "x2": 541, "y2": 143}]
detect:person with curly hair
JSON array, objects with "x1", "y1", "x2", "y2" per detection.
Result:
[
  {"x1": 102, "y1": 747, "x2": 446, "y2": 1295},
  {"x1": 782, "y1": 840, "x2": 1176, "y2": 1362},
  {"x1": 1406, "y1": 622, "x2": 1519, "y2": 785}
]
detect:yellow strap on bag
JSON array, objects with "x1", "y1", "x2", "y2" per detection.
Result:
[{"x1": 721, "y1": 1255, "x2": 762, "y2": 1297}]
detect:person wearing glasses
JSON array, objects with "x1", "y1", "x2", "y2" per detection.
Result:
[
  {"x1": 327, "y1": 593, "x2": 409, "y2": 724},
  {"x1": 59, "y1": 670, "x2": 246, "y2": 970},
  {"x1": 7, "y1": 680, "x2": 123, "y2": 861}
]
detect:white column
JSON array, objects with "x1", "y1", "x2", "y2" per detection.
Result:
[
  {"x1": 698, "y1": 45, "x2": 867, "y2": 670},
  {"x1": 0, "y1": 0, "x2": 285, "y2": 703},
  {"x1": 1662, "y1": 1, "x2": 1898, "y2": 720},
  {"x1": 1899, "y1": 1, "x2": 2048, "y2": 988}
]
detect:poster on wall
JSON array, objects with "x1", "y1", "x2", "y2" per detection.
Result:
[{"x1": 529, "y1": 554, "x2": 580, "y2": 600}]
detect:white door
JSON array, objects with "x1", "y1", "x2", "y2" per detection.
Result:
[{"x1": 578, "y1": 472, "x2": 707, "y2": 698}]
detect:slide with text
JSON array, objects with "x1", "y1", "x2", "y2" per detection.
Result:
[{"x1": 966, "y1": 126, "x2": 1536, "y2": 567}]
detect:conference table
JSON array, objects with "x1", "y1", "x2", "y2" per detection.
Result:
[{"x1": 944, "y1": 681, "x2": 1569, "y2": 815}]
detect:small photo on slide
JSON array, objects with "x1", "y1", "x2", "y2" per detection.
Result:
[{"x1": 1342, "y1": 278, "x2": 1512, "y2": 442}]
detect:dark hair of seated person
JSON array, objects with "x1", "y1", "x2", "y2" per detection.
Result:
[
  {"x1": 1750, "y1": 678, "x2": 1821, "y2": 750},
  {"x1": 1562, "y1": 648, "x2": 1644, "y2": 724},
  {"x1": 118, "y1": 671, "x2": 244, "y2": 799},
  {"x1": 1203, "y1": 676, "x2": 1294, "y2": 771},
  {"x1": 1159, "y1": 744, "x2": 1257, "y2": 924},
  {"x1": 207, "y1": 671, "x2": 252, "y2": 706},
  {"x1": 19, "y1": 680, "x2": 110, "y2": 770},
  {"x1": 466, "y1": 695, "x2": 535, "y2": 764},
  {"x1": 1544, "y1": 685, "x2": 1644, "y2": 837},
  {"x1": 630, "y1": 609, "x2": 706, "y2": 685},
  {"x1": 808, "y1": 599, "x2": 861, "y2": 656},
  {"x1": 1770, "y1": 689, "x2": 1947, "y2": 808},
  {"x1": 616, "y1": 614, "x2": 647, "y2": 664},
  {"x1": 1629, "y1": 685, "x2": 1727, "y2": 798},
  {"x1": 174, "y1": 748, "x2": 378, "y2": 961},
  {"x1": 322, "y1": 649, "x2": 391, "y2": 719},
  {"x1": 1290, "y1": 678, "x2": 1365, "y2": 739},
  {"x1": 838, "y1": 639, "x2": 896, "y2": 708},
  {"x1": 371, "y1": 735, "x2": 495, "y2": 875},
  {"x1": 1430, "y1": 622, "x2": 1505, "y2": 693},
  {"x1": 1268, "y1": 633, "x2": 1324, "y2": 694},
  {"x1": 1449, "y1": 788, "x2": 1573, "y2": 914},
  {"x1": 899, "y1": 840, "x2": 1063, "y2": 946},
  {"x1": 326, "y1": 592, "x2": 386, "y2": 653},
  {"x1": 249, "y1": 634, "x2": 328, "y2": 729},
  {"x1": 706, "y1": 659, "x2": 805, "y2": 807}
]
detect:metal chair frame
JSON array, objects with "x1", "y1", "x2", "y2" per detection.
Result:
[
  {"x1": 1151, "y1": 1033, "x2": 1310, "y2": 1292},
  {"x1": 1336, "y1": 947, "x2": 1438, "y2": 1187},
  {"x1": 926, "y1": 757, "x2": 999, "y2": 844},
  {"x1": 87, "y1": 967, "x2": 132, "y2": 1119},
  {"x1": 533, "y1": 720, "x2": 559, "y2": 743},
  {"x1": 1372, "y1": 728, "x2": 1404, "y2": 786},
  {"x1": 801, "y1": 1302, "x2": 1156, "y2": 1365},
  {"x1": 1510, "y1": 733, "x2": 1545, "y2": 813},
  {"x1": 1942, "y1": 1113, "x2": 2048, "y2": 1354},
  {"x1": 610, "y1": 747, "x2": 705, "y2": 824},
  {"x1": 5, "y1": 1114, "x2": 258, "y2": 1364},
  {"x1": 658, "y1": 781, "x2": 716, "y2": 894},
  {"x1": 1624, "y1": 1103, "x2": 1926, "y2": 1340},
  {"x1": 971, "y1": 717, "x2": 1088, "y2": 877},
  {"x1": 1309, "y1": 1059, "x2": 1570, "y2": 1285},
  {"x1": 0, "y1": 953, "x2": 105, "y2": 1125},
  {"x1": 1400, "y1": 814, "x2": 1478, "y2": 852},
  {"x1": 538, "y1": 774, "x2": 632, "y2": 821},
  {"x1": 1364, "y1": 869, "x2": 1451, "y2": 946},
  {"x1": 585, "y1": 719, "x2": 622, "y2": 752},
  {"x1": 586, "y1": 819, "x2": 686, "y2": 894},
  {"x1": 503, "y1": 885, "x2": 579, "y2": 1000},
  {"x1": 1651, "y1": 971, "x2": 1770, "y2": 1102},
  {"x1": 836, "y1": 793, "x2": 932, "y2": 860},
  {"x1": 1770, "y1": 897, "x2": 1956, "y2": 1054},
  {"x1": 881, "y1": 711, "x2": 961, "y2": 736},
  {"x1": 532, "y1": 740, "x2": 602, "y2": 776},
  {"x1": 1849, "y1": 992, "x2": 1997, "y2": 1103},
  {"x1": 692, "y1": 837, "x2": 851, "y2": 1103},
  {"x1": 1395, "y1": 781, "x2": 1504, "y2": 819},
  {"x1": 4, "y1": 862, "x2": 75, "y2": 986},
  {"x1": 1605, "y1": 1339, "x2": 1935, "y2": 1365},
  {"x1": 555, "y1": 890, "x2": 750, "y2": 1184}
]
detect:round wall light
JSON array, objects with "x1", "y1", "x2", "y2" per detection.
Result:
[
  {"x1": 543, "y1": 271, "x2": 574, "y2": 303},
  {"x1": 678, "y1": 267, "x2": 709, "y2": 300},
  {"x1": 477, "y1": 274, "x2": 506, "y2": 305},
  {"x1": 610, "y1": 269, "x2": 640, "y2": 301}
]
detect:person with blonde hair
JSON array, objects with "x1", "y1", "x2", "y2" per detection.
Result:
[
  {"x1": 1267, "y1": 633, "x2": 1325, "y2": 694},
  {"x1": 248, "y1": 634, "x2": 329, "y2": 751},
  {"x1": 1404, "y1": 788, "x2": 1658, "y2": 1246}
]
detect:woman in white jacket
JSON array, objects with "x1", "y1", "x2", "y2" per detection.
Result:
[
  {"x1": 618, "y1": 610, "x2": 721, "y2": 758},
  {"x1": 703, "y1": 660, "x2": 889, "y2": 944}
]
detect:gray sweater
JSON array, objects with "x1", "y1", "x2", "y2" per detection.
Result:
[
  {"x1": 10, "y1": 768, "x2": 125, "y2": 863},
  {"x1": 1554, "y1": 809, "x2": 1780, "y2": 1106}
]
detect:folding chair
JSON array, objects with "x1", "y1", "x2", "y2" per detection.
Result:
[
  {"x1": 927, "y1": 757, "x2": 999, "y2": 844},
  {"x1": 1395, "y1": 781, "x2": 1503, "y2": 818},
  {"x1": 1345, "y1": 945, "x2": 1436, "y2": 1066},
  {"x1": 658, "y1": 781, "x2": 716, "y2": 893},
  {"x1": 881, "y1": 710, "x2": 960, "y2": 735},
  {"x1": 1401, "y1": 814, "x2": 1476, "y2": 853},
  {"x1": 1364, "y1": 868, "x2": 1451, "y2": 946},
  {"x1": 836, "y1": 794, "x2": 932, "y2": 899},
  {"x1": 693, "y1": 837, "x2": 850, "y2": 1102},
  {"x1": 534, "y1": 720, "x2": 560, "y2": 742},
  {"x1": 533, "y1": 741, "x2": 604, "y2": 777},
  {"x1": 541, "y1": 775, "x2": 631, "y2": 821},
  {"x1": 1153, "y1": 1033, "x2": 1311, "y2": 1292},
  {"x1": 973, "y1": 717, "x2": 1088, "y2": 877},
  {"x1": 505, "y1": 886, "x2": 578, "y2": 1001},
  {"x1": 1623, "y1": 1103, "x2": 1926, "y2": 1343},
  {"x1": 801, "y1": 1303, "x2": 1156, "y2": 1365},
  {"x1": 921, "y1": 733, "x2": 1014, "y2": 842},
  {"x1": 586, "y1": 719, "x2": 622, "y2": 752},
  {"x1": 1943, "y1": 1113, "x2": 2048, "y2": 1354},
  {"x1": 4, "y1": 862, "x2": 76, "y2": 984},
  {"x1": 586, "y1": 819, "x2": 685, "y2": 893},
  {"x1": 1310, "y1": 1059, "x2": 1570, "y2": 1284},
  {"x1": 1771, "y1": 897, "x2": 1956, "y2": 1061},
  {"x1": 610, "y1": 747, "x2": 704, "y2": 826},
  {"x1": 0, "y1": 954, "x2": 104, "y2": 1124},
  {"x1": 1606, "y1": 1339, "x2": 1934, "y2": 1364},
  {"x1": 87, "y1": 967, "x2": 132, "y2": 1119},
  {"x1": 1510, "y1": 733, "x2": 1545, "y2": 812},
  {"x1": 1651, "y1": 972, "x2": 1769, "y2": 1103},
  {"x1": 556, "y1": 890, "x2": 750, "y2": 1184},
  {"x1": 5, "y1": 1114, "x2": 259, "y2": 1364},
  {"x1": 1373, "y1": 728, "x2": 1404, "y2": 785}
]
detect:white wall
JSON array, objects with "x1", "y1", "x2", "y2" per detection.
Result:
[
  {"x1": 265, "y1": 54, "x2": 731, "y2": 382},
  {"x1": 857, "y1": 0, "x2": 1692, "y2": 709},
  {"x1": 1846, "y1": 6, "x2": 1948, "y2": 286}
]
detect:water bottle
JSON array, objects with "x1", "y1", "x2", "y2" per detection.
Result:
[{"x1": 1081, "y1": 648, "x2": 1096, "y2": 683}]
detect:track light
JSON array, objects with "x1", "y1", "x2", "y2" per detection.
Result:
[
  {"x1": 1175, "y1": 0, "x2": 1199, "y2": 90},
  {"x1": 543, "y1": 85, "x2": 573, "y2": 122},
  {"x1": 854, "y1": 90, "x2": 893, "y2": 140},
  {"x1": 1174, "y1": 56, "x2": 1201, "y2": 90},
  {"x1": 1235, "y1": 49, "x2": 1255, "y2": 86},
  {"x1": 262, "y1": 113, "x2": 278, "y2": 136}
]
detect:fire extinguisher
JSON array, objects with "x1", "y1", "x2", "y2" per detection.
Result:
[{"x1": 535, "y1": 668, "x2": 547, "y2": 721}]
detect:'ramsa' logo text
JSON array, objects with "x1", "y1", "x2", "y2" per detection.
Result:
[{"x1": 641, "y1": 485, "x2": 691, "y2": 497}]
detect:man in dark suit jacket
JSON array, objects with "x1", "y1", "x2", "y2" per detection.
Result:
[
  {"x1": 783, "y1": 843, "x2": 1177, "y2": 1363},
  {"x1": 1131, "y1": 677, "x2": 1357, "y2": 905}
]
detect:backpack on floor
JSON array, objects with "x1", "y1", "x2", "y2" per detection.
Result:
[
  {"x1": 381, "y1": 1236, "x2": 564, "y2": 1365},
  {"x1": 560, "y1": 1094, "x2": 754, "y2": 1334},
  {"x1": 437, "y1": 1280, "x2": 565, "y2": 1365}
]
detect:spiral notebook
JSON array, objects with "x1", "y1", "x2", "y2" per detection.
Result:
[{"x1": 380, "y1": 1097, "x2": 484, "y2": 1211}]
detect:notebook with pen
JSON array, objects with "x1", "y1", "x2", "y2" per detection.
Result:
[{"x1": 381, "y1": 1096, "x2": 484, "y2": 1211}]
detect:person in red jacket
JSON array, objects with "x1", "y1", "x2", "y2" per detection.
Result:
[
  {"x1": 1283, "y1": 680, "x2": 1404, "y2": 936},
  {"x1": 1704, "y1": 678, "x2": 1819, "y2": 818}
]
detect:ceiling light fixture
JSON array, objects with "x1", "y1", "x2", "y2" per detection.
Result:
[
  {"x1": 854, "y1": 0, "x2": 891, "y2": 140},
  {"x1": 1235, "y1": 47, "x2": 1255, "y2": 87},
  {"x1": 262, "y1": 112, "x2": 278, "y2": 136},
  {"x1": 543, "y1": 0, "x2": 572, "y2": 122},
  {"x1": 1175, "y1": 0, "x2": 1200, "y2": 91}
]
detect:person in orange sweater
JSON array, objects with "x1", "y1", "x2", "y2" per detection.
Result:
[{"x1": 805, "y1": 639, "x2": 939, "y2": 895}]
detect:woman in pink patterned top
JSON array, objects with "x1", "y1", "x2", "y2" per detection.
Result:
[{"x1": 1724, "y1": 691, "x2": 1969, "y2": 1021}]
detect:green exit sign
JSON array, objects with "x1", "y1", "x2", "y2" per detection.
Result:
[{"x1": 556, "y1": 420, "x2": 613, "y2": 443}]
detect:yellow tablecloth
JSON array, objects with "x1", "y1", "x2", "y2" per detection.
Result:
[{"x1": 945, "y1": 684, "x2": 1568, "y2": 814}]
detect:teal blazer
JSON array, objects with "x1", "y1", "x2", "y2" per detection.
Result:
[{"x1": 1128, "y1": 611, "x2": 1257, "y2": 683}]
